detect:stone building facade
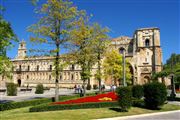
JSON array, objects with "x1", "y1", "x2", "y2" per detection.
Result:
[
  {"x1": 110, "y1": 27, "x2": 163, "y2": 85},
  {"x1": 0, "y1": 27, "x2": 163, "y2": 88}
]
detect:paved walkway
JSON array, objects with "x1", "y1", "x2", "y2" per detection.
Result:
[
  {"x1": 97, "y1": 110, "x2": 180, "y2": 120},
  {"x1": 0, "y1": 88, "x2": 75, "y2": 103},
  {"x1": 0, "y1": 88, "x2": 98, "y2": 103}
]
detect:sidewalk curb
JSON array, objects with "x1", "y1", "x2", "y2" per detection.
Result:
[{"x1": 96, "y1": 110, "x2": 180, "y2": 120}]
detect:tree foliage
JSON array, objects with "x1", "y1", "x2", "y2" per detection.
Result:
[
  {"x1": 103, "y1": 49, "x2": 131, "y2": 86},
  {"x1": 69, "y1": 13, "x2": 110, "y2": 94},
  {"x1": 28, "y1": 0, "x2": 84, "y2": 101},
  {"x1": 92, "y1": 23, "x2": 110, "y2": 92},
  {"x1": 68, "y1": 15, "x2": 96, "y2": 95},
  {"x1": 0, "y1": 4, "x2": 17, "y2": 80},
  {"x1": 153, "y1": 53, "x2": 180, "y2": 83}
]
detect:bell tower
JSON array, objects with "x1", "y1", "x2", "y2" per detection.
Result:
[
  {"x1": 133, "y1": 27, "x2": 163, "y2": 84},
  {"x1": 17, "y1": 40, "x2": 27, "y2": 59}
]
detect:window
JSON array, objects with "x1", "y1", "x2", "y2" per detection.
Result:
[
  {"x1": 119, "y1": 47, "x2": 125, "y2": 54},
  {"x1": 145, "y1": 39, "x2": 150, "y2": 47},
  {"x1": 71, "y1": 74, "x2": 74, "y2": 80},
  {"x1": 27, "y1": 75, "x2": 29, "y2": 79},
  {"x1": 49, "y1": 65, "x2": 52, "y2": 71},
  {"x1": 37, "y1": 65, "x2": 39, "y2": 71},
  {"x1": 27, "y1": 66, "x2": 30, "y2": 71},
  {"x1": 72, "y1": 64, "x2": 75, "y2": 70},
  {"x1": 49, "y1": 75, "x2": 51, "y2": 80},
  {"x1": 60, "y1": 74, "x2": 62, "y2": 80},
  {"x1": 19, "y1": 65, "x2": 21, "y2": 71}
]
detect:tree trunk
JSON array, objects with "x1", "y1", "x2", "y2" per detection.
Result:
[
  {"x1": 55, "y1": 43, "x2": 60, "y2": 102},
  {"x1": 83, "y1": 80, "x2": 86, "y2": 96},
  {"x1": 98, "y1": 53, "x2": 102, "y2": 93}
]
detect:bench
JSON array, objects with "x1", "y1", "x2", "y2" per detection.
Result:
[
  {"x1": 0, "y1": 89, "x2": 6, "y2": 95},
  {"x1": 20, "y1": 88, "x2": 32, "y2": 92}
]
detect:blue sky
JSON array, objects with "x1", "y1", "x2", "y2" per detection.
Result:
[{"x1": 1, "y1": 0, "x2": 180, "y2": 63}]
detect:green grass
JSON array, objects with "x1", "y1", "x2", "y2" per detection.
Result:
[{"x1": 1, "y1": 104, "x2": 180, "y2": 120}]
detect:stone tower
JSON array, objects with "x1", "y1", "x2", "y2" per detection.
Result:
[
  {"x1": 133, "y1": 27, "x2": 163, "y2": 83},
  {"x1": 17, "y1": 40, "x2": 27, "y2": 59}
]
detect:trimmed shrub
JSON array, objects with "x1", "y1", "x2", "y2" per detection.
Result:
[
  {"x1": 132, "y1": 85, "x2": 144, "y2": 99},
  {"x1": 86, "y1": 84, "x2": 91, "y2": 90},
  {"x1": 116, "y1": 86, "x2": 132, "y2": 111},
  {"x1": 143, "y1": 82, "x2": 167, "y2": 109},
  {"x1": 6, "y1": 83, "x2": 17, "y2": 96},
  {"x1": 93, "y1": 84, "x2": 98, "y2": 90},
  {"x1": 0, "y1": 98, "x2": 51, "y2": 111},
  {"x1": 35, "y1": 84, "x2": 44, "y2": 94},
  {"x1": 29, "y1": 101, "x2": 118, "y2": 112},
  {"x1": 0, "y1": 95, "x2": 83, "y2": 111},
  {"x1": 132, "y1": 98, "x2": 144, "y2": 108}
]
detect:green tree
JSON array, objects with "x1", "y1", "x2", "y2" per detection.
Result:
[
  {"x1": 92, "y1": 23, "x2": 109, "y2": 93},
  {"x1": 153, "y1": 53, "x2": 180, "y2": 83},
  {"x1": 0, "y1": 4, "x2": 17, "y2": 81},
  {"x1": 28, "y1": 0, "x2": 83, "y2": 101},
  {"x1": 69, "y1": 15, "x2": 96, "y2": 96},
  {"x1": 103, "y1": 49, "x2": 131, "y2": 86}
]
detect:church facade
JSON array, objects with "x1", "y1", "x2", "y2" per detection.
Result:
[{"x1": 0, "y1": 27, "x2": 163, "y2": 88}]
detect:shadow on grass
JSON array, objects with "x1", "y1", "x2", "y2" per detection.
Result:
[{"x1": 109, "y1": 108, "x2": 128, "y2": 112}]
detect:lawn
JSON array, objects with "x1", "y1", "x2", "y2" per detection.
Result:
[{"x1": 1, "y1": 104, "x2": 180, "y2": 120}]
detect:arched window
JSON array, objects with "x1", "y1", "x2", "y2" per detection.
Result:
[
  {"x1": 119, "y1": 47, "x2": 125, "y2": 54},
  {"x1": 145, "y1": 39, "x2": 150, "y2": 47}
]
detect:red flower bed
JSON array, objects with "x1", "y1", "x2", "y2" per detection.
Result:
[
  {"x1": 52, "y1": 92, "x2": 118, "y2": 105},
  {"x1": 176, "y1": 89, "x2": 180, "y2": 93}
]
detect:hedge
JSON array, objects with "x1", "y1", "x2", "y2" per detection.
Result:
[
  {"x1": 0, "y1": 94, "x2": 85, "y2": 111},
  {"x1": 167, "y1": 96, "x2": 180, "y2": 101},
  {"x1": 29, "y1": 99, "x2": 144, "y2": 112},
  {"x1": 0, "y1": 98, "x2": 51, "y2": 111},
  {"x1": 29, "y1": 102, "x2": 119, "y2": 112}
]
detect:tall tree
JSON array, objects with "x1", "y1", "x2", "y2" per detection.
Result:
[
  {"x1": 69, "y1": 15, "x2": 96, "y2": 96},
  {"x1": 28, "y1": 0, "x2": 83, "y2": 101},
  {"x1": 103, "y1": 49, "x2": 131, "y2": 86},
  {"x1": 92, "y1": 23, "x2": 109, "y2": 93}
]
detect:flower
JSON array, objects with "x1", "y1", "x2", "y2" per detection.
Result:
[{"x1": 52, "y1": 92, "x2": 118, "y2": 105}]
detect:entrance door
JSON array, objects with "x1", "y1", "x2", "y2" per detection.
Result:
[{"x1": 18, "y1": 79, "x2": 21, "y2": 87}]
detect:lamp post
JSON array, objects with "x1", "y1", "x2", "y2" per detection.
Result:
[
  {"x1": 170, "y1": 74, "x2": 176, "y2": 100},
  {"x1": 120, "y1": 48, "x2": 126, "y2": 87},
  {"x1": 170, "y1": 57, "x2": 176, "y2": 100},
  {"x1": 123, "y1": 49, "x2": 126, "y2": 86}
]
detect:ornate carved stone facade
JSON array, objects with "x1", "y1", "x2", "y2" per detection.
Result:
[
  {"x1": 110, "y1": 27, "x2": 163, "y2": 85},
  {"x1": 0, "y1": 27, "x2": 163, "y2": 87}
]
